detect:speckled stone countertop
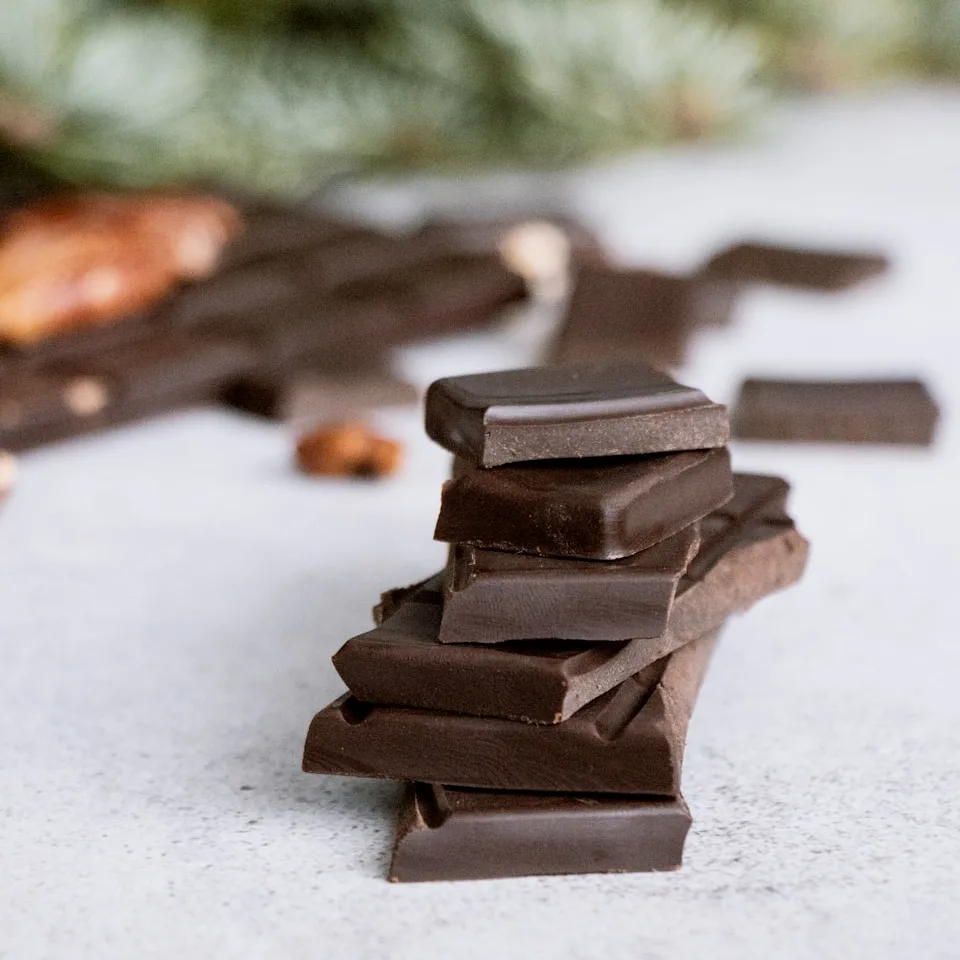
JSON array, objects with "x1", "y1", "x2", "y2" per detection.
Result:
[{"x1": 2, "y1": 89, "x2": 958, "y2": 959}]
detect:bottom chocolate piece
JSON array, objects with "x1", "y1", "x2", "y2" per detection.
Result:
[{"x1": 389, "y1": 784, "x2": 691, "y2": 883}]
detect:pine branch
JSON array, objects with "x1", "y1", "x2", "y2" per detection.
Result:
[
  {"x1": 0, "y1": 0, "x2": 764, "y2": 193},
  {"x1": 677, "y1": 0, "x2": 915, "y2": 87},
  {"x1": 2, "y1": 0, "x2": 954, "y2": 197}
]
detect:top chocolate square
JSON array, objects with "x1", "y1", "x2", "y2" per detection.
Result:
[{"x1": 425, "y1": 362, "x2": 728, "y2": 467}]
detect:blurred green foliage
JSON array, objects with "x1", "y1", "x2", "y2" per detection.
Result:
[{"x1": 0, "y1": 0, "x2": 956, "y2": 196}]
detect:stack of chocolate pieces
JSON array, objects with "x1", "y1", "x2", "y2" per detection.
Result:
[{"x1": 302, "y1": 363, "x2": 809, "y2": 882}]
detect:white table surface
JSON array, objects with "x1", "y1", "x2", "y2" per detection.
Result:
[{"x1": 2, "y1": 88, "x2": 959, "y2": 960}]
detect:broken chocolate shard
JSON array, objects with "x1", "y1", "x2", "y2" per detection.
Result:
[
  {"x1": 732, "y1": 377, "x2": 939, "y2": 446},
  {"x1": 425, "y1": 362, "x2": 728, "y2": 467},
  {"x1": 333, "y1": 473, "x2": 808, "y2": 723},
  {"x1": 434, "y1": 447, "x2": 733, "y2": 561},
  {"x1": 701, "y1": 241, "x2": 889, "y2": 291},
  {"x1": 389, "y1": 785, "x2": 691, "y2": 883},
  {"x1": 308, "y1": 628, "x2": 720, "y2": 793},
  {"x1": 438, "y1": 522, "x2": 700, "y2": 644}
]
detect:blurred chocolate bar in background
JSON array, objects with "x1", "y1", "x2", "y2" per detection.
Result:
[
  {"x1": 732, "y1": 377, "x2": 939, "y2": 445},
  {"x1": 0, "y1": 195, "x2": 544, "y2": 451},
  {"x1": 701, "y1": 241, "x2": 889, "y2": 291}
]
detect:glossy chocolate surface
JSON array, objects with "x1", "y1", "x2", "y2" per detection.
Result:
[
  {"x1": 434, "y1": 447, "x2": 732, "y2": 560},
  {"x1": 425, "y1": 362, "x2": 728, "y2": 467}
]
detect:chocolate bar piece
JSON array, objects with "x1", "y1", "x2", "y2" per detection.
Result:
[
  {"x1": 439, "y1": 522, "x2": 700, "y2": 644},
  {"x1": 306, "y1": 627, "x2": 720, "y2": 793},
  {"x1": 425, "y1": 362, "x2": 728, "y2": 467},
  {"x1": 224, "y1": 369, "x2": 417, "y2": 422},
  {"x1": 732, "y1": 378, "x2": 939, "y2": 446},
  {"x1": 400, "y1": 253, "x2": 527, "y2": 338},
  {"x1": 0, "y1": 200, "x2": 531, "y2": 450},
  {"x1": 702, "y1": 242, "x2": 889, "y2": 291},
  {"x1": 0, "y1": 332, "x2": 255, "y2": 450},
  {"x1": 216, "y1": 204, "x2": 350, "y2": 269},
  {"x1": 334, "y1": 473, "x2": 807, "y2": 722},
  {"x1": 551, "y1": 266, "x2": 735, "y2": 369},
  {"x1": 434, "y1": 448, "x2": 732, "y2": 560},
  {"x1": 389, "y1": 785, "x2": 691, "y2": 883}
]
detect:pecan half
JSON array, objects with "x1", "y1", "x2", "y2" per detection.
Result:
[{"x1": 0, "y1": 193, "x2": 241, "y2": 345}]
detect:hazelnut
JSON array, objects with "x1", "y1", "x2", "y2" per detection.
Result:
[
  {"x1": 63, "y1": 376, "x2": 110, "y2": 417},
  {"x1": 295, "y1": 422, "x2": 403, "y2": 479},
  {"x1": 499, "y1": 221, "x2": 571, "y2": 298}
]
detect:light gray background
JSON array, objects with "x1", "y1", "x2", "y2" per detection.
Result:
[{"x1": 2, "y1": 89, "x2": 958, "y2": 959}]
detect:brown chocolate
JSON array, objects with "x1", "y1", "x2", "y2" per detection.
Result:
[
  {"x1": 439, "y1": 522, "x2": 700, "y2": 644},
  {"x1": 732, "y1": 378, "x2": 939, "y2": 445},
  {"x1": 0, "y1": 332, "x2": 256, "y2": 450},
  {"x1": 333, "y1": 473, "x2": 808, "y2": 723},
  {"x1": 552, "y1": 265, "x2": 735, "y2": 369},
  {"x1": 306, "y1": 628, "x2": 720, "y2": 793},
  {"x1": 434, "y1": 448, "x2": 733, "y2": 560},
  {"x1": 0, "y1": 202, "x2": 532, "y2": 451},
  {"x1": 702, "y1": 241, "x2": 889, "y2": 291},
  {"x1": 389, "y1": 785, "x2": 691, "y2": 882},
  {"x1": 425, "y1": 362, "x2": 728, "y2": 467}
]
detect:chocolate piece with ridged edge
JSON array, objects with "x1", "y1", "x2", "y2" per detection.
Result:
[
  {"x1": 389, "y1": 785, "x2": 691, "y2": 883},
  {"x1": 333, "y1": 473, "x2": 808, "y2": 723},
  {"x1": 438, "y1": 522, "x2": 700, "y2": 644},
  {"x1": 434, "y1": 447, "x2": 732, "y2": 560},
  {"x1": 425, "y1": 362, "x2": 728, "y2": 468},
  {"x1": 307, "y1": 627, "x2": 720, "y2": 793}
]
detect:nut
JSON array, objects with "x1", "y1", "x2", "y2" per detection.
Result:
[
  {"x1": 499, "y1": 221, "x2": 571, "y2": 298},
  {"x1": 63, "y1": 376, "x2": 110, "y2": 417},
  {"x1": 0, "y1": 193, "x2": 242, "y2": 345},
  {"x1": 0, "y1": 450, "x2": 16, "y2": 500},
  {"x1": 295, "y1": 422, "x2": 403, "y2": 479}
]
